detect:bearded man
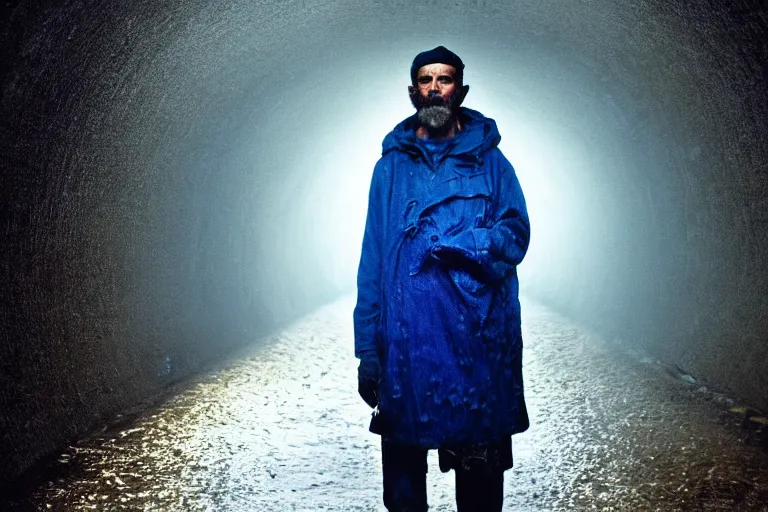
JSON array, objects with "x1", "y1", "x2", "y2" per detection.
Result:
[{"x1": 353, "y1": 46, "x2": 531, "y2": 512}]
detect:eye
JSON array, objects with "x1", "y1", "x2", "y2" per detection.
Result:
[
  {"x1": 438, "y1": 76, "x2": 453, "y2": 84},
  {"x1": 418, "y1": 77, "x2": 432, "y2": 85}
]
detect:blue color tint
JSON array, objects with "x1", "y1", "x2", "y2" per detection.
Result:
[{"x1": 354, "y1": 108, "x2": 531, "y2": 447}]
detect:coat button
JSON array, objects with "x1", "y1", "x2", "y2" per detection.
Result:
[{"x1": 430, "y1": 235, "x2": 439, "y2": 242}]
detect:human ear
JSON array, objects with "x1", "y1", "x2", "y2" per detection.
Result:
[{"x1": 455, "y1": 84, "x2": 470, "y2": 106}]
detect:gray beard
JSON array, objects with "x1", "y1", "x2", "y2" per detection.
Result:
[{"x1": 417, "y1": 105, "x2": 454, "y2": 130}]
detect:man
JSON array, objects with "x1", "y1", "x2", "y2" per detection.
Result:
[{"x1": 353, "y1": 46, "x2": 530, "y2": 512}]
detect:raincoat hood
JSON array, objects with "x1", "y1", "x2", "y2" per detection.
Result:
[{"x1": 381, "y1": 107, "x2": 502, "y2": 167}]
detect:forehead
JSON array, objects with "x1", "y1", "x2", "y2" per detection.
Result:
[{"x1": 417, "y1": 63, "x2": 457, "y2": 78}]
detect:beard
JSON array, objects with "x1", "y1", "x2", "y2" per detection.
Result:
[
  {"x1": 411, "y1": 90, "x2": 461, "y2": 133},
  {"x1": 417, "y1": 105, "x2": 453, "y2": 130}
]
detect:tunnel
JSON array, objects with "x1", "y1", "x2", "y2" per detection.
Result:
[{"x1": 1, "y1": 0, "x2": 768, "y2": 509}]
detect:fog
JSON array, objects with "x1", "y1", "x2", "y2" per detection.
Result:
[{"x1": 1, "y1": 0, "x2": 766, "y2": 486}]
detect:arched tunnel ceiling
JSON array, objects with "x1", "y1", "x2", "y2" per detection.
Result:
[{"x1": 1, "y1": 0, "x2": 767, "y2": 485}]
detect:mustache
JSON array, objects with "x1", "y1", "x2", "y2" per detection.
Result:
[
  {"x1": 413, "y1": 92, "x2": 452, "y2": 110},
  {"x1": 410, "y1": 88, "x2": 462, "y2": 113},
  {"x1": 426, "y1": 92, "x2": 448, "y2": 106}
]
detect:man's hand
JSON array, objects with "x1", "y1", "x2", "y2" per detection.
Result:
[
  {"x1": 433, "y1": 230, "x2": 506, "y2": 283},
  {"x1": 357, "y1": 351, "x2": 382, "y2": 408},
  {"x1": 432, "y1": 242, "x2": 476, "y2": 266},
  {"x1": 431, "y1": 230, "x2": 481, "y2": 266}
]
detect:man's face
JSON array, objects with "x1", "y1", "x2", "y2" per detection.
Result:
[
  {"x1": 414, "y1": 63, "x2": 459, "y2": 103},
  {"x1": 409, "y1": 63, "x2": 463, "y2": 131}
]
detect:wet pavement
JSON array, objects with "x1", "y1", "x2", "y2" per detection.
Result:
[{"x1": 3, "y1": 295, "x2": 768, "y2": 511}]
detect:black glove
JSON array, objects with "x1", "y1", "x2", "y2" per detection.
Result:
[
  {"x1": 357, "y1": 351, "x2": 382, "y2": 409},
  {"x1": 432, "y1": 230, "x2": 479, "y2": 266},
  {"x1": 433, "y1": 230, "x2": 503, "y2": 283}
]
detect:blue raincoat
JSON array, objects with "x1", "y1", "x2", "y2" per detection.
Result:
[{"x1": 353, "y1": 107, "x2": 530, "y2": 448}]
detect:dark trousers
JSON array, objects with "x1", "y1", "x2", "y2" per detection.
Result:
[{"x1": 381, "y1": 438, "x2": 505, "y2": 512}]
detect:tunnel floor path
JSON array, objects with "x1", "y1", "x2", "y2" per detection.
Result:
[{"x1": 5, "y1": 295, "x2": 768, "y2": 511}]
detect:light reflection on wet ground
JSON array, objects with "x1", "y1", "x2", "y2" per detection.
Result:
[{"x1": 3, "y1": 296, "x2": 768, "y2": 511}]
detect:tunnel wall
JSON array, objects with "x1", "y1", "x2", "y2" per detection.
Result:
[
  {"x1": 518, "y1": 2, "x2": 768, "y2": 408},
  {"x1": 1, "y1": 0, "x2": 767, "y2": 487},
  {"x1": 0, "y1": 0, "x2": 354, "y2": 486}
]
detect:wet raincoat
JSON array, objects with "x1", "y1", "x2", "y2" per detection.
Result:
[{"x1": 353, "y1": 107, "x2": 530, "y2": 448}]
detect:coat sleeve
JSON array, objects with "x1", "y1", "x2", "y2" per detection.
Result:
[
  {"x1": 470, "y1": 151, "x2": 530, "y2": 275},
  {"x1": 353, "y1": 159, "x2": 387, "y2": 359}
]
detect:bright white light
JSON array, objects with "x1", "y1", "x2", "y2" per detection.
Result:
[
  {"x1": 296, "y1": 90, "x2": 410, "y2": 293},
  {"x1": 297, "y1": 55, "x2": 595, "y2": 298}
]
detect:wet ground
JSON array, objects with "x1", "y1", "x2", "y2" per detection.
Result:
[{"x1": 2, "y1": 295, "x2": 768, "y2": 511}]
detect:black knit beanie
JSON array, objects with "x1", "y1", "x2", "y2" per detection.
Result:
[{"x1": 410, "y1": 46, "x2": 465, "y2": 85}]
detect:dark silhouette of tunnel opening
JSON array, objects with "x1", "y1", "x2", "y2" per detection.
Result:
[{"x1": 1, "y1": 0, "x2": 767, "y2": 489}]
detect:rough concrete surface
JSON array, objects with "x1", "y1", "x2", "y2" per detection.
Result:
[{"x1": 2, "y1": 295, "x2": 767, "y2": 511}]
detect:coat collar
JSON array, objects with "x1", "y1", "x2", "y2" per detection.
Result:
[{"x1": 381, "y1": 107, "x2": 501, "y2": 168}]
